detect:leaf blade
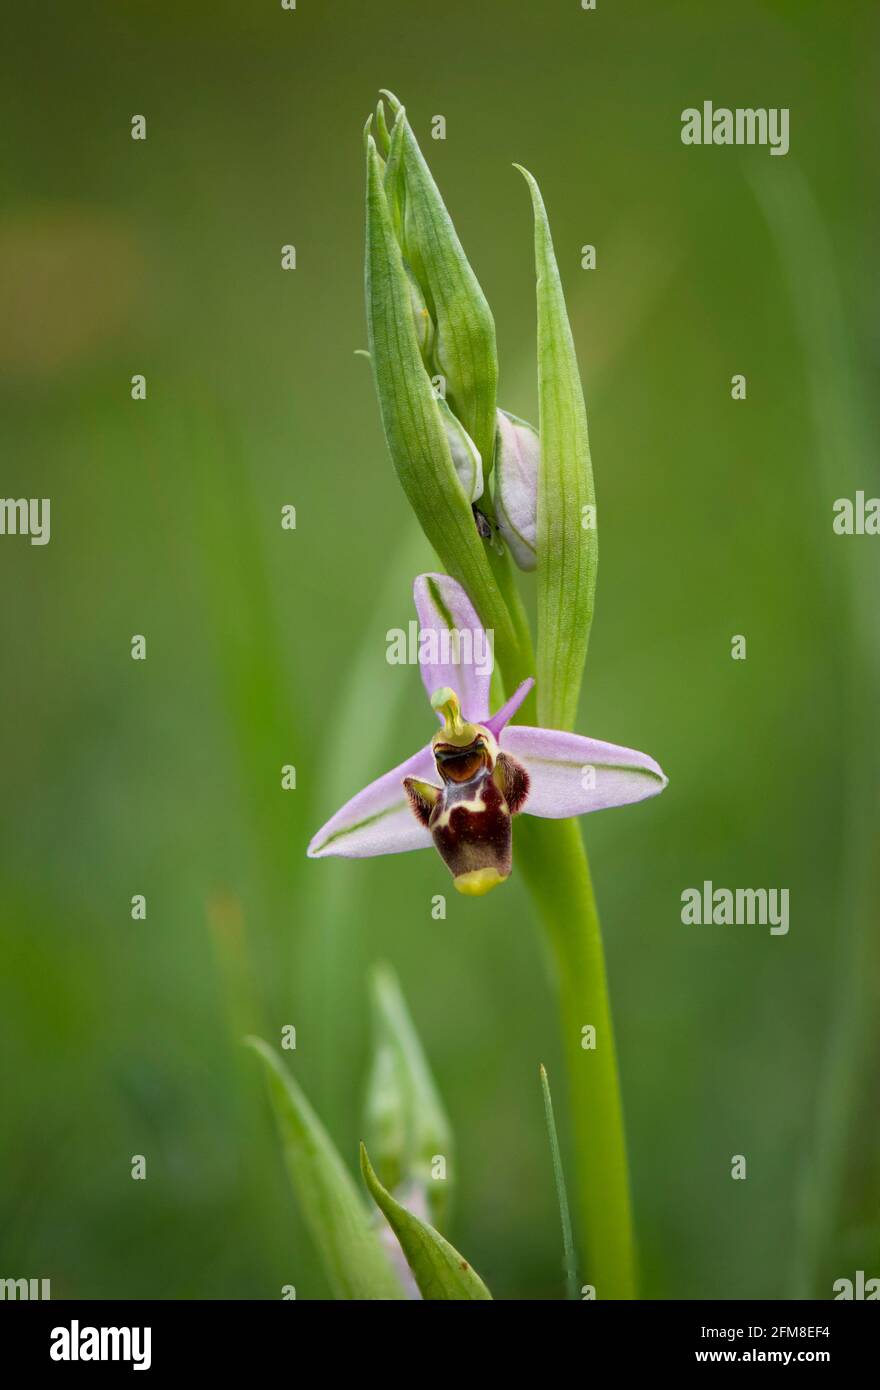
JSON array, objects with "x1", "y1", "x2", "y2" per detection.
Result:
[
  {"x1": 360, "y1": 1143, "x2": 492, "y2": 1300},
  {"x1": 247, "y1": 1037, "x2": 407, "y2": 1300},
  {"x1": 517, "y1": 165, "x2": 598, "y2": 732}
]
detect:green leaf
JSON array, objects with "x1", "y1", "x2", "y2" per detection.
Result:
[
  {"x1": 364, "y1": 128, "x2": 522, "y2": 680},
  {"x1": 360, "y1": 1144, "x2": 492, "y2": 1300},
  {"x1": 539, "y1": 1063, "x2": 579, "y2": 1300},
  {"x1": 246, "y1": 1037, "x2": 407, "y2": 1300},
  {"x1": 516, "y1": 165, "x2": 598, "y2": 732},
  {"x1": 365, "y1": 962, "x2": 454, "y2": 1230},
  {"x1": 381, "y1": 91, "x2": 498, "y2": 476}
]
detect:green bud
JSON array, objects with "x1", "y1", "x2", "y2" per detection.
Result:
[
  {"x1": 437, "y1": 394, "x2": 483, "y2": 503},
  {"x1": 363, "y1": 1033, "x2": 408, "y2": 1197},
  {"x1": 381, "y1": 91, "x2": 499, "y2": 476},
  {"x1": 364, "y1": 111, "x2": 522, "y2": 683},
  {"x1": 364, "y1": 962, "x2": 454, "y2": 1231},
  {"x1": 405, "y1": 262, "x2": 434, "y2": 362},
  {"x1": 494, "y1": 409, "x2": 538, "y2": 571}
]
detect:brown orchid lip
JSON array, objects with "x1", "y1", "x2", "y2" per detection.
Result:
[{"x1": 433, "y1": 739, "x2": 490, "y2": 784}]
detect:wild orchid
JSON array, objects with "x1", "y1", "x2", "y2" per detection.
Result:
[
  {"x1": 296, "y1": 91, "x2": 670, "y2": 1299},
  {"x1": 308, "y1": 573, "x2": 666, "y2": 895}
]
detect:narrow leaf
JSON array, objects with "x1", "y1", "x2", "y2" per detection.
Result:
[
  {"x1": 540, "y1": 1063, "x2": 579, "y2": 1301},
  {"x1": 360, "y1": 1143, "x2": 492, "y2": 1300},
  {"x1": 516, "y1": 165, "x2": 598, "y2": 731},
  {"x1": 247, "y1": 1037, "x2": 406, "y2": 1300}
]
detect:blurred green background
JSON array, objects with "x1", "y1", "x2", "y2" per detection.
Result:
[{"x1": 1, "y1": 0, "x2": 877, "y2": 1299}]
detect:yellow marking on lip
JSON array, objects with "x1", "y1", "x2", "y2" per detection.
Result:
[
  {"x1": 436, "y1": 797, "x2": 510, "y2": 830},
  {"x1": 453, "y1": 867, "x2": 507, "y2": 896}
]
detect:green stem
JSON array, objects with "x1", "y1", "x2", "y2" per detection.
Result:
[
  {"x1": 491, "y1": 559, "x2": 635, "y2": 1296},
  {"x1": 518, "y1": 816, "x2": 637, "y2": 1300},
  {"x1": 486, "y1": 543, "x2": 537, "y2": 719}
]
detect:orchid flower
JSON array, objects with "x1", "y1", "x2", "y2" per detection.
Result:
[{"x1": 309, "y1": 574, "x2": 667, "y2": 896}]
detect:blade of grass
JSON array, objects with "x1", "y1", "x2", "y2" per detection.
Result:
[{"x1": 540, "y1": 1063, "x2": 579, "y2": 1301}]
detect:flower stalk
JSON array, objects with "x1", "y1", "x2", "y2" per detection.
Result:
[{"x1": 519, "y1": 818, "x2": 636, "y2": 1298}]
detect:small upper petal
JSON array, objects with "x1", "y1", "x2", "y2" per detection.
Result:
[
  {"x1": 499, "y1": 725, "x2": 667, "y2": 818},
  {"x1": 483, "y1": 678, "x2": 535, "y2": 738},
  {"x1": 412, "y1": 573, "x2": 492, "y2": 723},
  {"x1": 308, "y1": 743, "x2": 435, "y2": 859}
]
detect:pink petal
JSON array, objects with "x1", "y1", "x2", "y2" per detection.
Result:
[
  {"x1": 412, "y1": 573, "x2": 492, "y2": 723},
  {"x1": 500, "y1": 725, "x2": 667, "y2": 818},
  {"x1": 307, "y1": 744, "x2": 435, "y2": 859}
]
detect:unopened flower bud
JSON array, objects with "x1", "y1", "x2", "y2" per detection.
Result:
[
  {"x1": 364, "y1": 963, "x2": 455, "y2": 1231},
  {"x1": 494, "y1": 409, "x2": 539, "y2": 571},
  {"x1": 437, "y1": 396, "x2": 483, "y2": 504},
  {"x1": 405, "y1": 263, "x2": 434, "y2": 362}
]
